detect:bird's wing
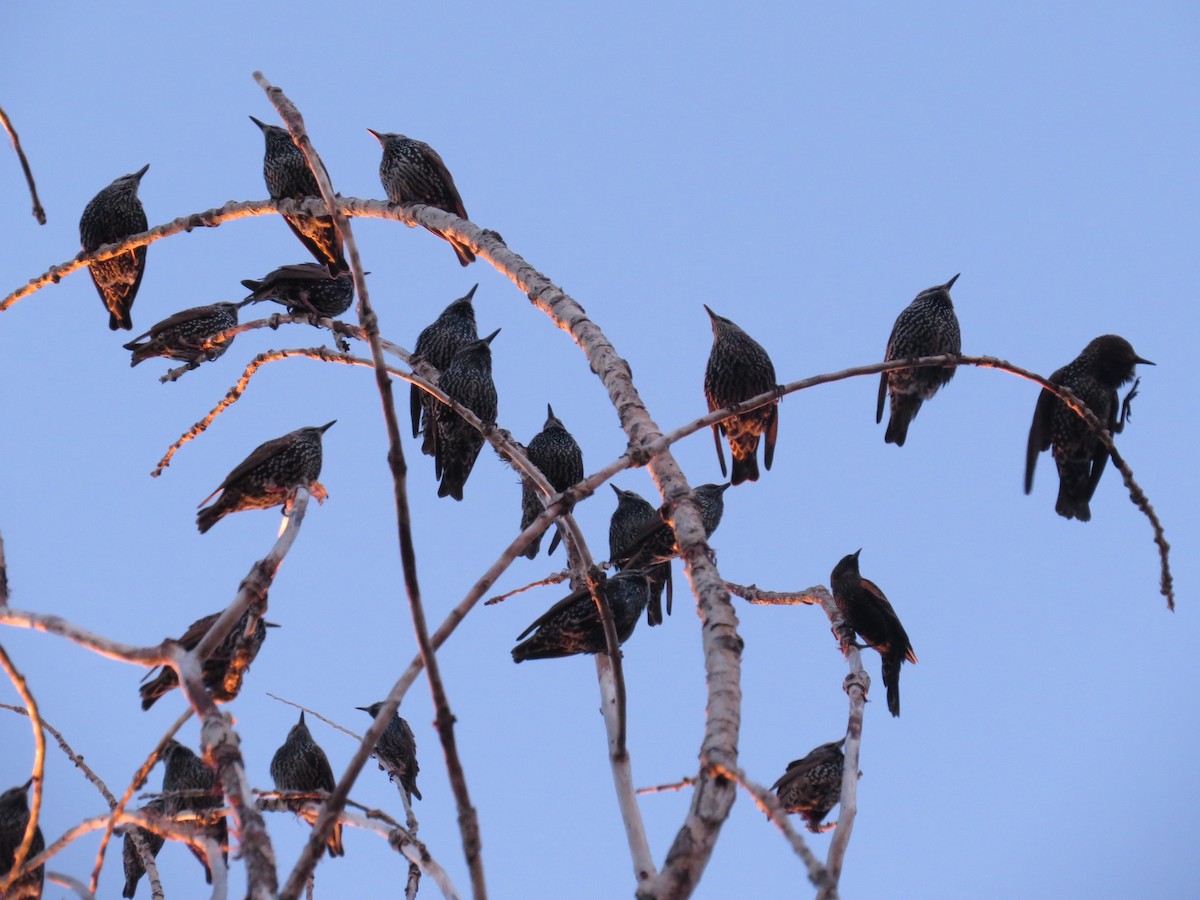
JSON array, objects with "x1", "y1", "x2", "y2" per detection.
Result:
[{"x1": 1024, "y1": 375, "x2": 1061, "y2": 493}]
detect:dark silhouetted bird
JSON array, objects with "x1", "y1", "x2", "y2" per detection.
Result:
[
  {"x1": 241, "y1": 262, "x2": 355, "y2": 319},
  {"x1": 519, "y1": 404, "x2": 585, "y2": 558},
  {"x1": 411, "y1": 285, "x2": 479, "y2": 456},
  {"x1": 160, "y1": 740, "x2": 227, "y2": 884},
  {"x1": 703, "y1": 306, "x2": 779, "y2": 485},
  {"x1": 512, "y1": 570, "x2": 651, "y2": 662},
  {"x1": 124, "y1": 302, "x2": 239, "y2": 368},
  {"x1": 433, "y1": 329, "x2": 500, "y2": 500},
  {"x1": 619, "y1": 483, "x2": 731, "y2": 572},
  {"x1": 250, "y1": 116, "x2": 347, "y2": 275},
  {"x1": 79, "y1": 164, "x2": 149, "y2": 331},
  {"x1": 197, "y1": 421, "x2": 334, "y2": 533},
  {"x1": 877, "y1": 274, "x2": 962, "y2": 446},
  {"x1": 771, "y1": 739, "x2": 847, "y2": 833},
  {"x1": 830, "y1": 551, "x2": 917, "y2": 717},
  {"x1": 608, "y1": 485, "x2": 672, "y2": 627},
  {"x1": 140, "y1": 609, "x2": 276, "y2": 709},
  {"x1": 270, "y1": 712, "x2": 343, "y2": 857},
  {"x1": 121, "y1": 798, "x2": 166, "y2": 898},
  {"x1": 356, "y1": 703, "x2": 421, "y2": 804},
  {"x1": 0, "y1": 780, "x2": 44, "y2": 900},
  {"x1": 1025, "y1": 334, "x2": 1153, "y2": 522},
  {"x1": 368, "y1": 129, "x2": 474, "y2": 266}
]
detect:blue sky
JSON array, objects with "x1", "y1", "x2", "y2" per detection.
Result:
[{"x1": 1, "y1": 3, "x2": 1197, "y2": 898}]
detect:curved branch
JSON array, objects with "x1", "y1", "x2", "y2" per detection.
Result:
[
  {"x1": 0, "y1": 106, "x2": 46, "y2": 224},
  {"x1": 0, "y1": 646, "x2": 44, "y2": 897}
]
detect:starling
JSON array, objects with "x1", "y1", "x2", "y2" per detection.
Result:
[
  {"x1": 139, "y1": 609, "x2": 276, "y2": 709},
  {"x1": 79, "y1": 164, "x2": 149, "y2": 331},
  {"x1": 608, "y1": 484, "x2": 672, "y2": 627},
  {"x1": 270, "y1": 712, "x2": 344, "y2": 857},
  {"x1": 432, "y1": 329, "x2": 500, "y2": 501},
  {"x1": 0, "y1": 780, "x2": 44, "y2": 900},
  {"x1": 241, "y1": 262, "x2": 355, "y2": 319},
  {"x1": 830, "y1": 551, "x2": 917, "y2": 718},
  {"x1": 368, "y1": 129, "x2": 475, "y2": 266},
  {"x1": 512, "y1": 570, "x2": 651, "y2": 662},
  {"x1": 250, "y1": 116, "x2": 348, "y2": 275},
  {"x1": 620, "y1": 482, "x2": 731, "y2": 572},
  {"x1": 519, "y1": 404, "x2": 585, "y2": 558},
  {"x1": 160, "y1": 741, "x2": 227, "y2": 884},
  {"x1": 876, "y1": 274, "x2": 962, "y2": 446},
  {"x1": 771, "y1": 739, "x2": 847, "y2": 833},
  {"x1": 1025, "y1": 335, "x2": 1153, "y2": 522},
  {"x1": 124, "y1": 302, "x2": 239, "y2": 368},
  {"x1": 703, "y1": 306, "x2": 779, "y2": 485},
  {"x1": 197, "y1": 421, "x2": 335, "y2": 533},
  {"x1": 121, "y1": 798, "x2": 166, "y2": 898},
  {"x1": 356, "y1": 703, "x2": 421, "y2": 804},
  {"x1": 410, "y1": 285, "x2": 479, "y2": 456}
]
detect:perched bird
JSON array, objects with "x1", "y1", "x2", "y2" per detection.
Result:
[
  {"x1": 124, "y1": 302, "x2": 239, "y2": 368},
  {"x1": 197, "y1": 421, "x2": 335, "y2": 533},
  {"x1": 512, "y1": 570, "x2": 651, "y2": 662},
  {"x1": 79, "y1": 164, "x2": 149, "y2": 330},
  {"x1": 139, "y1": 609, "x2": 276, "y2": 709},
  {"x1": 121, "y1": 798, "x2": 166, "y2": 898},
  {"x1": 703, "y1": 305, "x2": 779, "y2": 485},
  {"x1": 0, "y1": 780, "x2": 44, "y2": 900},
  {"x1": 410, "y1": 285, "x2": 479, "y2": 456},
  {"x1": 160, "y1": 741, "x2": 226, "y2": 884},
  {"x1": 876, "y1": 274, "x2": 962, "y2": 446},
  {"x1": 356, "y1": 703, "x2": 421, "y2": 803},
  {"x1": 1025, "y1": 335, "x2": 1153, "y2": 522},
  {"x1": 519, "y1": 404, "x2": 585, "y2": 558},
  {"x1": 270, "y1": 712, "x2": 343, "y2": 857},
  {"x1": 830, "y1": 551, "x2": 917, "y2": 718},
  {"x1": 241, "y1": 262, "x2": 355, "y2": 319},
  {"x1": 608, "y1": 485, "x2": 671, "y2": 627},
  {"x1": 771, "y1": 739, "x2": 847, "y2": 833},
  {"x1": 250, "y1": 116, "x2": 347, "y2": 275},
  {"x1": 433, "y1": 329, "x2": 500, "y2": 500},
  {"x1": 368, "y1": 129, "x2": 475, "y2": 266},
  {"x1": 619, "y1": 482, "x2": 731, "y2": 572}
]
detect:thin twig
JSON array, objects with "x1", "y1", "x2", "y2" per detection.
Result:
[
  {"x1": 484, "y1": 569, "x2": 571, "y2": 605},
  {"x1": 636, "y1": 777, "x2": 697, "y2": 795},
  {"x1": 46, "y1": 870, "x2": 91, "y2": 898},
  {"x1": 0, "y1": 106, "x2": 46, "y2": 224},
  {"x1": 265, "y1": 693, "x2": 362, "y2": 741},
  {"x1": 0, "y1": 645, "x2": 45, "y2": 897}
]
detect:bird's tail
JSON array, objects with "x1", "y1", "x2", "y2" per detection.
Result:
[
  {"x1": 196, "y1": 505, "x2": 225, "y2": 534},
  {"x1": 884, "y1": 394, "x2": 923, "y2": 446},
  {"x1": 882, "y1": 652, "x2": 904, "y2": 717},
  {"x1": 731, "y1": 448, "x2": 760, "y2": 485}
]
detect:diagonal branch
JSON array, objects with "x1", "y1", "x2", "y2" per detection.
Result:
[{"x1": 0, "y1": 106, "x2": 46, "y2": 224}]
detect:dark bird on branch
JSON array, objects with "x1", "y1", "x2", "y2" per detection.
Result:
[
  {"x1": 703, "y1": 306, "x2": 779, "y2": 485},
  {"x1": 139, "y1": 609, "x2": 276, "y2": 709},
  {"x1": 79, "y1": 164, "x2": 149, "y2": 331},
  {"x1": 270, "y1": 712, "x2": 343, "y2": 857},
  {"x1": 0, "y1": 780, "x2": 44, "y2": 900},
  {"x1": 196, "y1": 421, "x2": 334, "y2": 533},
  {"x1": 608, "y1": 485, "x2": 671, "y2": 627},
  {"x1": 121, "y1": 798, "x2": 166, "y2": 898},
  {"x1": 512, "y1": 570, "x2": 651, "y2": 662},
  {"x1": 250, "y1": 116, "x2": 347, "y2": 275},
  {"x1": 241, "y1": 262, "x2": 355, "y2": 319},
  {"x1": 433, "y1": 329, "x2": 500, "y2": 500},
  {"x1": 1025, "y1": 334, "x2": 1153, "y2": 522},
  {"x1": 124, "y1": 302, "x2": 239, "y2": 368},
  {"x1": 618, "y1": 481, "x2": 731, "y2": 591},
  {"x1": 830, "y1": 550, "x2": 917, "y2": 717},
  {"x1": 410, "y1": 285, "x2": 479, "y2": 456},
  {"x1": 160, "y1": 741, "x2": 227, "y2": 884},
  {"x1": 771, "y1": 739, "x2": 847, "y2": 833},
  {"x1": 876, "y1": 274, "x2": 962, "y2": 446},
  {"x1": 368, "y1": 129, "x2": 475, "y2": 266},
  {"x1": 519, "y1": 404, "x2": 584, "y2": 558},
  {"x1": 356, "y1": 703, "x2": 421, "y2": 804}
]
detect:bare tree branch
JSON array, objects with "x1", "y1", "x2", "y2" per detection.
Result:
[{"x1": 0, "y1": 106, "x2": 46, "y2": 224}]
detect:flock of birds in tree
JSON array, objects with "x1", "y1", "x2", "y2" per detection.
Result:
[{"x1": 1, "y1": 114, "x2": 1157, "y2": 894}]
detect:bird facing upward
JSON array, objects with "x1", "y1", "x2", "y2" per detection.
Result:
[
  {"x1": 519, "y1": 404, "x2": 585, "y2": 558},
  {"x1": 411, "y1": 285, "x2": 480, "y2": 456},
  {"x1": 432, "y1": 329, "x2": 500, "y2": 500},
  {"x1": 79, "y1": 164, "x2": 149, "y2": 331},
  {"x1": 270, "y1": 712, "x2": 344, "y2": 857}
]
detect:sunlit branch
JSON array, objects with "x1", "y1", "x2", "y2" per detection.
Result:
[
  {"x1": 0, "y1": 646, "x2": 44, "y2": 897},
  {"x1": 636, "y1": 777, "x2": 697, "y2": 795},
  {"x1": 46, "y1": 870, "x2": 90, "y2": 899},
  {"x1": 0, "y1": 106, "x2": 46, "y2": 225},
  {"x1": 484, "y1": 570, "x2": 572, "y2": 606}
]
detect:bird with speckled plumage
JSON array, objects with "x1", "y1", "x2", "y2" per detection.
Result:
[
  {"x1": 1025, "y1": 334, "x2": 1153, "y2": 521},
  {"x1": 241, "y1": 262, "x2": 355, "y2": 319},
  {"x1": 369, "y1": 129, "x2": 475, "y2": 266},
  {"x1": 432, "y1": 330, "x2": 499, "y2": 500},
  {"x1": 771, "y1": 739, "x2": 848, "y2": 833},
  {"x1": 356, "y1": 703, "x2": 421, "y2": 804},
  {"x1": 608, "y1": 485, "x2": 671, "y2": 627},
  {"x1": 877, "y1": 274, "x2": 962, "y2": 446},
  {"x1": 124, "y1": 302, "x2": 239, "y2": 368},
  {"x1": 197, "y1": 421, "x2": 334, "y2": 533},
  {"x1": 411, "y1": 285, "x2": 479, "y2": 456},
  {"x1": 270, "y1": 712, "x2": 343, "y2": 857},
  {"x1": 703, "y1": 305, "x2": 779, "y2": 485},
  {"x1": 121, "y1": 798, "x2": 166, "y2": 898},
  {"x1": 519, "y1": 404, "x2": 584, "y2": 558},
  {"x1": 160, "y1": 741, "x2": 227, "y2": 884},
  {"x1": 512, "y1": 571, "x2": 651, "y2": 662},
  {"x1": 0, "y1": 780, "x2": 44, "y2": 900},
  {"x1": 79, "y1": 164, "x2": 149, "y2": 331}
]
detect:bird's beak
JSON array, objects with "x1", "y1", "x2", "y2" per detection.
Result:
[
  {"x1": 367, "y1": 128, "x2": 384, "y2": 144},
  {"x1": 482, "y1": 327, "x2": 501, "y2": 344},
  {"x1": 943, "y1": 273, "x2": 960, "y2": 290},
  {"x1": 249, "y1": 115, "x2": 269, "y2": 131},
  {"x1": 462, "y1": 283, "x2": 479, "y2": 302},
  {"x1": 318, "y1": 420, "x2": 337, "y2": 433},
  {"x1": 1135, "y1": 356, "x2": 1156, "y2": 366},
  {"x1": 133, "y1": 163, "x2": 150, "y2": 181}
]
